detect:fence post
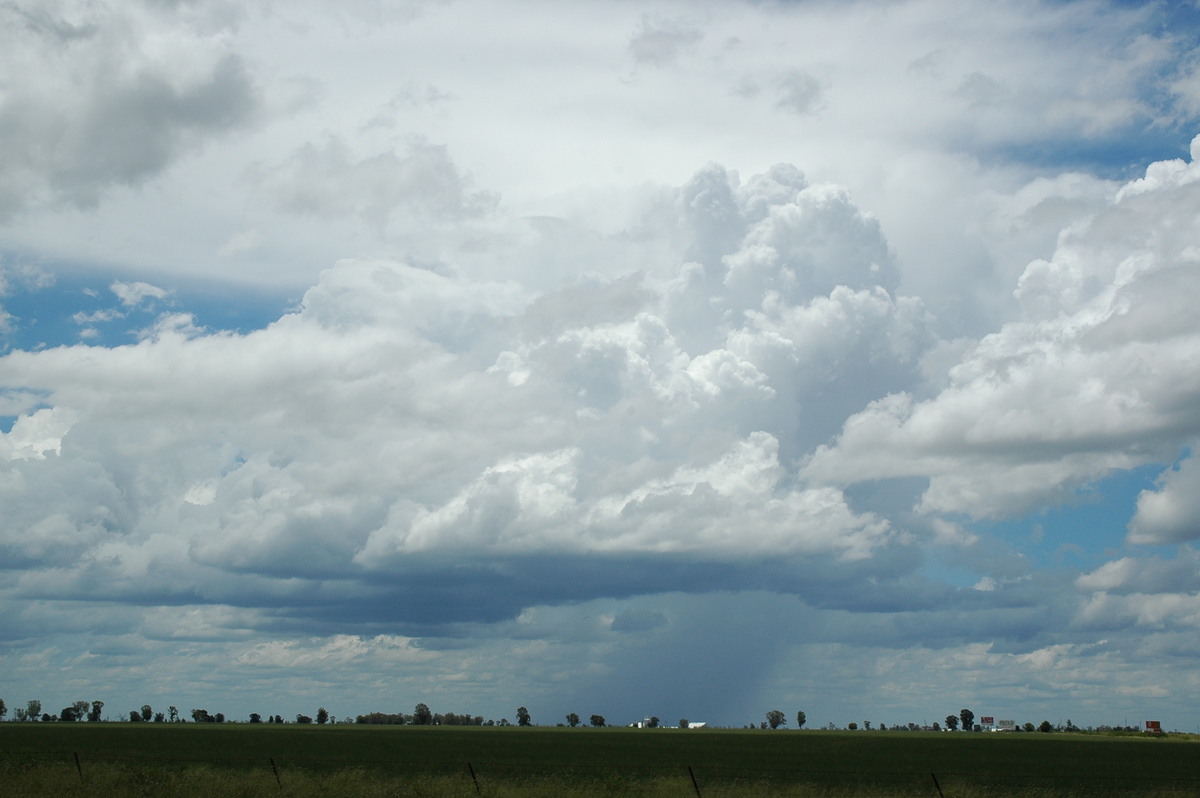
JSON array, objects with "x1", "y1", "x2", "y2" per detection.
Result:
[
  {"x1": 930, "y1": 771, "x2": 945, "y2": 798},
  {"x1": 73, "y1": 752, "x2": 83, "y2": 782},
  {"x1": 269, "y1": 757, "x2": 282, "y2": 791},
  {"x1": 467, "y1": 762, "x2": 482, "y2": 795},
  {"x1": 687, "y1": 765, "x2": 703, "y2": 797}
]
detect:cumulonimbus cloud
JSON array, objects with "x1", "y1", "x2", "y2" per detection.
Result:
[{"x1": 0, "y1": 161, "x2": 923, "y2": 629}]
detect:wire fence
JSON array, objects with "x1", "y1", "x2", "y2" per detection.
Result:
[{"x1": 9, "y1": 749, "x2": 1200, "y2": 796}]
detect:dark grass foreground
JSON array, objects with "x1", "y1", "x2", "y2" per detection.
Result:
[{"x1": 2, "y1": 724, "x2": 1197, "y2": 797}]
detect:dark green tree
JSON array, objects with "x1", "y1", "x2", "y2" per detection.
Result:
[
  {"x1": 796, "y1": 710, "x2": 806, "y2": 729},
  {"x1": 960, "y1": 708, "x2": 974, "y2": 732},
  {"x1": 26, "y1": 700, "x2": 41, "y2": 720},
  {"x1": 414, "y1": 703, "x2": 433, "y2": 725},
  {"x1": 140, "y1": 705, "x2": 152, "y2": 722},
  {"x1": 589, "y1": 714, "x2": 605, "y2": 727},
  {"x1": 516, "y1": 706, "x2": 532, "y2": 726},
  {"x1": 0, "y1": 698, "x2": 6, "y2": 720},
  {"x1": 566, "y1": 712, "x2": 580, "y2": 727},
  {"x1": 167, "y1": 706, "x2": 178, "y2": 723},
  {"x1": 944, "y1": 714, "x2": 958, "y2": 731},
  {"x1": 89, "y1": 701, "x2": 104, "y2": 722},
  {"x1": 296, "y1": 714, "x2": 312, "y2": 724},
  {"x1": 680, "y1": 718, "x2": 689, "y2": 728},
  {"x1": 766, "y1": 709, "x2": 786, "y2": 729},
  {"x1": 648, "y1": 716, "x2": 659, "y2": 728},
  {"x1": 1038, "y1": 720, "x2": 1053, "y2": 733},
  {"x1": 154, "y1": 712, "x2": 165, "y2": 722},
  {"x1": 249, "y1": 713, "x2": 262, "y2": 723},
  {"x1": 316, "y1": 707, "x2": 329, "y2": 725},
  {"x1": 60, "y1": 706, "x2": 80, "y2": 722}
]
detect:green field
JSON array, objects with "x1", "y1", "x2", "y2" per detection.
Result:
[{"x1": 1, "y1": 724, "x2": 1196, "y2": 797}]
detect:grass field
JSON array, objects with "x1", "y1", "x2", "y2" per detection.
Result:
[{"x1": 1, "y1": 723, "x2": 1196, "y2": 797}]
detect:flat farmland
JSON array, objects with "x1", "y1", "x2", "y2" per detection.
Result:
[{"x1": 1, "y1": 724, "x2": 1197, "y2": 797}]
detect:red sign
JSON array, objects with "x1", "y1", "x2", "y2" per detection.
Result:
[
  {"x1": 1145, "y1": 720, "x2": 1161, "y2": 731},
  {"x1": 981, "y1": 716, "x2": 994, "y2": 725}
]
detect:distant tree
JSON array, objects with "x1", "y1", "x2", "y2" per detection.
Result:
[
  {"x1": 14, "y1": 708, "x2": 27, "y2": 722},
  {"x1": 1038, "y1": 720, "x2": 1053, "y2": 733},
  {"x1": 566, "y1": 713, "x2": 580, "y2": 727},
  {"x1": 42, "y1": 714, "x2": 54, "y2": 722},
  {"x1": 944, "y1": 715, "x2": 958, "y2": 731},
  {"x1": 590, "y1": 715, "x2": 605, "y2": 727},
  {"x1": 864, "y1": 721, "x2": 871, "y2": 730},
  {"x1": 766, "y1": 710, "x2": 786, "y2": 729},
  {"x1": 191, "y1": 709, "x2": 212, "y2": 723},
  {"x1": 214, "y1": 713, "x2": 225, "y2": 723},
  {"x1": 516, "y1": 706, "x2": 532, "y2": 727},
  {"x1": 167, "y1": 706, "x2": 178, "y2": 723},
  {"x1": 89, "y1": 701, "x2": 105, "y2": 723},
  {"x1": 414, "y1": 703, "x2": 433, "y2": 725},
  {"x1": 848, "y1": 722, "x2": 858, "y2": 730},
  {"x1": 648, "y1": 717, "x2": 659, "y2": 728},
  {"x1": 154, "y1": 712, "x2": 165, "y2": 723},
  {"x1": 0, "y1": 698, "x2": 6, "y2": 720},
  {"x1": 1023, "y1": 722, "x2": 1035, "y2": 733},
  {"x1": 274, "y1": 715, "x2": 283, "y2": 724},
  {"x1": 141, "y1": 705, "x2": 153, "y2": 723},
  {"x1": 680, "y1": 719, "x2": 689, "y2": 729},
  {"x1": 129, "y1": 710, "x2": 142, "y2": 722},
  {"x1": 796, "y1": 710, "x2": 806, "y2": 729},
  {"x1": 27, "y1": 700, "x2": 41, "y2": 720},
  {"x1": 249, "y1": 713, "x2": 262, "y2": 724},
  {"x1": 960, "y1": 709, "x2": 975, "y2": 732},
  {"x1": 61, "y1": 706, "x2": 80, "y2": 722},
  {"x1": 932, "y1": 722, "x2": 940, "y2": 731},
  {"x1": 316, "y1": 707, "x2": 329, "y2": 725},
  {"x1": 296, "y1": 714, "x2": 312, "y2": 724}
]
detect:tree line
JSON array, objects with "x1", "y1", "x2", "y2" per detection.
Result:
[{"x1": 0, "y1": 698, "x2": 1148, "y2": 734}]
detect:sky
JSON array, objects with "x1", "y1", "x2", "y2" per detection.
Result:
[{"x1": 3, "y1": 0, "x2": 1200, "y2": 731}]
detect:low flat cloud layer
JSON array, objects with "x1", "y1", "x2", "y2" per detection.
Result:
[{"x1": 3, "y1": 0, "x2": 1200, "y2": 728}]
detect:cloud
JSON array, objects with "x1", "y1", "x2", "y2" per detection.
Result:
[
  {"x1": 6, "y1": 0, "x2": 1200, "y2": 729},
  {"x1": 1128, "y1": 456, "x2": 1200, "y2": 544},
  {"x1": 0, "y1": 162, "x2": 919, "y2": 638},
  {"x1": 0, "y1": 1, "x2": 260, "y2": 216},
  {"x1": 255, "y1": 137, "x2": 497, "y2": 228},
  {"x1": 775, "y1": 70, "x2": 825, "y2": 115},
  {"x1": 111, "y1": 280, "x2": 169, "y2": 308},
  {"x1": 805, "y1": 136, "x2": 1200, "y2": 520},
  {"x1": 628, "y1": 14, "x2": 703, "y2": 68}
]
